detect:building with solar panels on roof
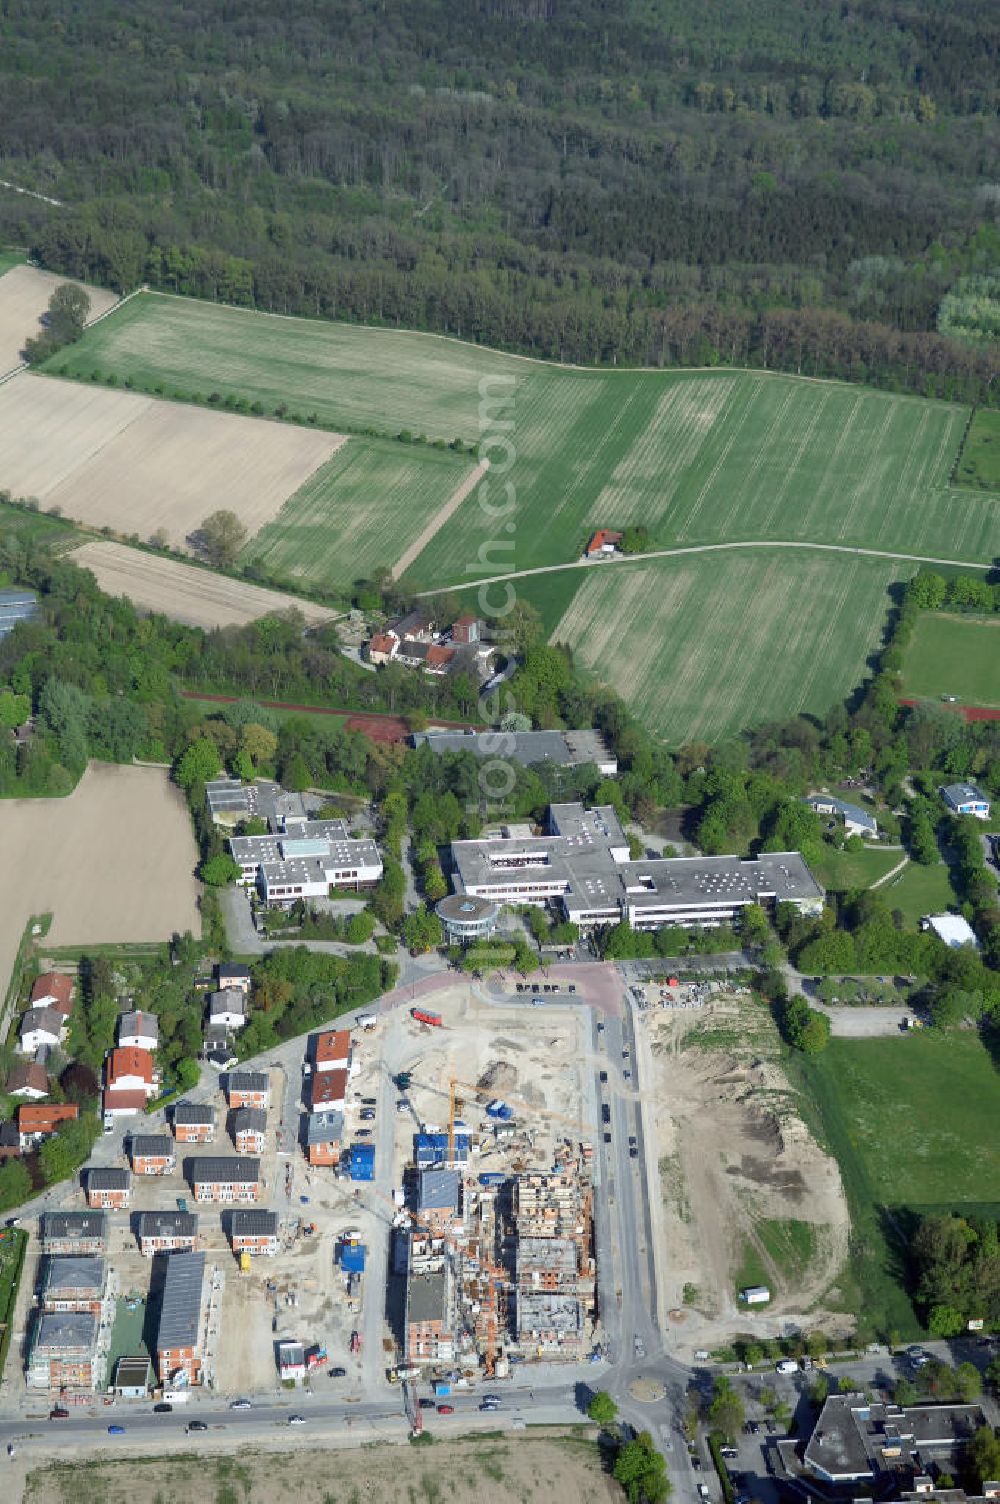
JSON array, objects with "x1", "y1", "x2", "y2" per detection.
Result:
[{"x1": 435, "y1": 893, "x2": 500, "y2": 944}]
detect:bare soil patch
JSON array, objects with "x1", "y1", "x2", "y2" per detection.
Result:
[
  {"x1": 392, "y1": 458, "x2": 489, "y2": 578},
  {"x1": 0, "y1": 265, "x2": 119, "y2": 377},
  {"x1": 23, "y1": 1434, "x2": 616, "y2": 1504},
  {"x1": 0, "y1": 762, "x2": 201, "y2": 998},
  {"x1": 645, "y1": 989, "x2": 850, "y2": 1347},
  {"x1": 0, "y1": 373, "x2": 343, "y2": 548},
  {"x1": 71, "y1": 541, "x2": 339, "y2": 630}
]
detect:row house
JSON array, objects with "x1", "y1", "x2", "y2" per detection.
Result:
[
  {"x1": 156, "y1": 1251, "x2": 206, "y2": 1387},
  {"x1": 312, "y1": 1028, "x2": 351, "y2": 1074},
  {"x1": 85, "y1": 1167, "x2": 131, "y2": 1210},
  {"x1": 129, "y1": 1134, "x2": 176, "y2": 1175},
  {"x1": 40, "y1": 1211, "x2": 108, "y2": 1257},
  {"x1": 309, "y1": 1068, "x2": 346, "y2": 1115},
  {"x1": 172, "y1": 1102, "x2": 217, "y2": 1143},
  {"x1": 40, "y1": 1256, "x2": 107, "y2": 1315},
  {"x1": 189, "y1": 1156, "x2": 261, "y2": 1203},
  {"x1": 137, "y1": 1211, "x2": 198, "y2": 1257},
  {"x1": 27, "y1": 1313, "x2": 99, "y2": 1391}
]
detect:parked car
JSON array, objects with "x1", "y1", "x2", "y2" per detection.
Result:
[
  {"x1": 599, "y1": 1071, "x2": 608, "y2": 1083},
  {"x1": 360, "y1": 1108, "x2": 376, "y2": 1121},
  {"x1": 720, "y1": 1446, "x2": 738, "y2": 1459},
  {"x1": 328, "y1": 1367, "x2": 347, "y2": 1378},
  {"x1": 437, "y1": 1403, "x2": 454, "y2": 1415},
  {"x1": 418, "y1": 1398, "x2": 435, "y2": 1409},
  {"x1": 229, "y1": 1399, "x2": 251, "y2": 1410},
  {"x1": 479, "y1": 1400, "x2": 501, "y2": 1412},
  {"x1": 153, "y1": 1402, "x2": 173, "y2": 1413},
  {"x1": 49, "y1": 1407, "x2": 69, "y2": 1419}
]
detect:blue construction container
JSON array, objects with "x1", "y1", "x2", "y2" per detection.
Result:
[
  {"x1": 348, "y1": 1143, "x2": 375, "y2": 1182},
  {"x1": 339, "y1": 1241, "x2": 367, "y2": 1273}
]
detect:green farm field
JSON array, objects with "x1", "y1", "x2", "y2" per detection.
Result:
[
  {"x1": 243, "y1": 437, "x2": 472, "y2": 592},
  {"x1": 50, "y1": 293, "x2": 1000, "y2": 597},
  {"x1": 797, "y1": 1033, "x2": 1000, "y2": 1337},
  {"x1": 902, "y1": 612, "x2": 1000, "y2": 707},
  {"x1": 542, "y1": 550, "x2": 908, "y2": 742},
  {"x1": 955, "y1": 408, "x2": 1000, "y2": 491}
]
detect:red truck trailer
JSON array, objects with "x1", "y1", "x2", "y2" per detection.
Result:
[{"x1": 411, "y1": 1008, "x2": 443, "y2": 1027}]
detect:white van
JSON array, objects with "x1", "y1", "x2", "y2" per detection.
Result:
[{"x1": 775, "y1": 1359, "x2": 798, "y2": 1375}]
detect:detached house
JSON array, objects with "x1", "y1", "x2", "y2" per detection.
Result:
[
  {"x1": 229, "y1": 1208, "x2": 279, "y2": 1257},
  {"x1": 6, "y1": 1061, "x2": 49, "y2": 1100},
  {"x1": 30, "y1": 973, "x2": 74, "y2": 1017},
  {"x1": 305, "y1": 1111, "x2": 343, "y2": 1167},
  {"x1": 172, "y1": 1102, "x2": 217, "y2": 1144},
  {"x1": 231, "y1": 1108, "x2": 267, "y2": 1155},
  {"x1": 40, "y1": 1210, "x2": 108, "y2": 1256},
  {"x1": 226, "y1": 1071, "x2": 269, "y2": 1111},
  {"x1": 18, "y1": 1102, "x2": 77, "y2": 1149},
  {"x1": 84, "y1": 1167, "x2": 131, "y2": 1210},
  {"x1": 118, "y1": 1011, "x2": 159, "y2": 1052},
  {"x1": 106, "y1": 1047, "x2": 156, "y2": 1097},
  {"x1": 207, "y1": 989, "x2": 247, "y2": 1032},
  {"x1": 942, "y1": 783, "x2": 991, "y2": 819},
  {"x1": 217, "y1": 964, "x2": 252, "y2": 995},
  {"x1": 129, "y1": 1134, "x2": 176, "y2": 1175},
  {"x1": 19, "y1": 1007, "x2": 63, "y2": 1055}
]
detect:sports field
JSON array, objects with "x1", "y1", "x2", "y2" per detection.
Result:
[
  {"x1": 546, "y1": 550, "x2": 907, "y2": 742},
  {"x1": 901, "y1": 612, "x2": 1000, "y2": 707},
  {"x1": 244, "y1": 437, "x2": 474, "y2": 592},
  {"x1": 52, "y1": 293, "x2": 1000, "y2": 590}
]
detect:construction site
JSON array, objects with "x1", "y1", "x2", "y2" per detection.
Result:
[{"x1": 381, "y1": 989, "x2": 600, "y2": 1382}]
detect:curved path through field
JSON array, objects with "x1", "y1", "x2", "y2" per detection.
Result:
[{"x1": 414, "y1": 537, "x2": 988, "y2": 596}]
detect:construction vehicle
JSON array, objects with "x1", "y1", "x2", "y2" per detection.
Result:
[
  {"x1": 412, "y1": 1008, "x2": 443, "y2": 1027},
  {"x1": 350, "y1": 1330, "x2": 361, "y2": 1354},
  {"x1": 305, "y1": 1345, "x2": 328, "y2": 1371},
  {"x1": 238, "y1": 1252, "x2": 252, "y2": 1275},
  {"x1": 395, "y1": 1071, "x2": 413, "y2": 1091}
]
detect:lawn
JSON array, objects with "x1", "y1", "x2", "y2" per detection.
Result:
[
  {"x1": 0, "y1": 251, "x2": 25, "y2": 278},
  {"x1": 0, "y1": 1227, "x2": 27, "y2": 1380},
  {"x1": 243, "y1": 436, "x2": 472, "y2": 592},
  {"x1": 954, "y1": 408, "x2": 1000, "y2": 490},
  {"x1": 902, "y1": 612, "x2": 1000, "y2": 707},
  {"x1": 880, "y1": 860, "x2": 958, "y2": 927},
  {"x1": 52, "y1": 294, "x2": 1000, "y2": 596},
  {"x1": 794, "y1": 1032, "x2": 1000, "y2": 1339},
  {"x1": 806, "y1": 844, "x2": 902, "y2": 893},
  {"x1": 540, "y1": 549, "x2": 908, "y2": 743}
]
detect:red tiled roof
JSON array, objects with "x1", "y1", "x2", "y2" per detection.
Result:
[
  {"x1": 586, "y1": 529, "x2": 623, "y2": 556},
  {"x1": 315, "y1": 1029, "x2": 350, "y2": 1066},
  {"x1": 31, "y1": 972, "x2": 74, "y2": 1013},
  {"x1": 454, "y1": 614, "x2": 477, "y2": 626},
  {"x1": 102, "y1": 1088, "x2": 149, "y2": 1113},
  {"x1": 311, "y1": 1069, "x2": 347, "y2": 1109},
  {"x1": 426, "y1": 645, "x2": 455, "y2": 668},
  {"x1": 369, "y1": 634, "x2": 396, "y2": 654},
  {"x1": 107, "y1": 1047, "x2": 153, "y2": 1086},
  {"x1": 17, "y1": 1103, "x2": 78, "y2": 1134}
]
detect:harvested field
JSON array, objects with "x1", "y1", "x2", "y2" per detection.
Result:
[
  {"x1": 70, "y1": 540, "x2": 339, "y2": 630},
  {"x1": 23, "y1": 1435, "x2": 616, "y2": 1504},
  {"x1": 244, "y1": 435, "x2": 472, "y2": 592},
  {"x1": 0, "y1": 373, "x2": 343, "y2": 548},
  {"x1": 0, "y1": 762, "x2": 200, "y2": 999},
  {"x1": 548, "y1": 549, "x2": 906, "y2": 742},
  {"x1": 0, "y1": 263, "x2": 118, "y2": 377}
]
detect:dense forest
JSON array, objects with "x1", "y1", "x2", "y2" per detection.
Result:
[{"x1": 1, "y1": 1, "x2": 999, "y2": 397}]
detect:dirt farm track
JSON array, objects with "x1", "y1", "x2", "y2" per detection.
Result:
[{"x1": 0, "y1": 762, "x2": 201, "y2": 1002}]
